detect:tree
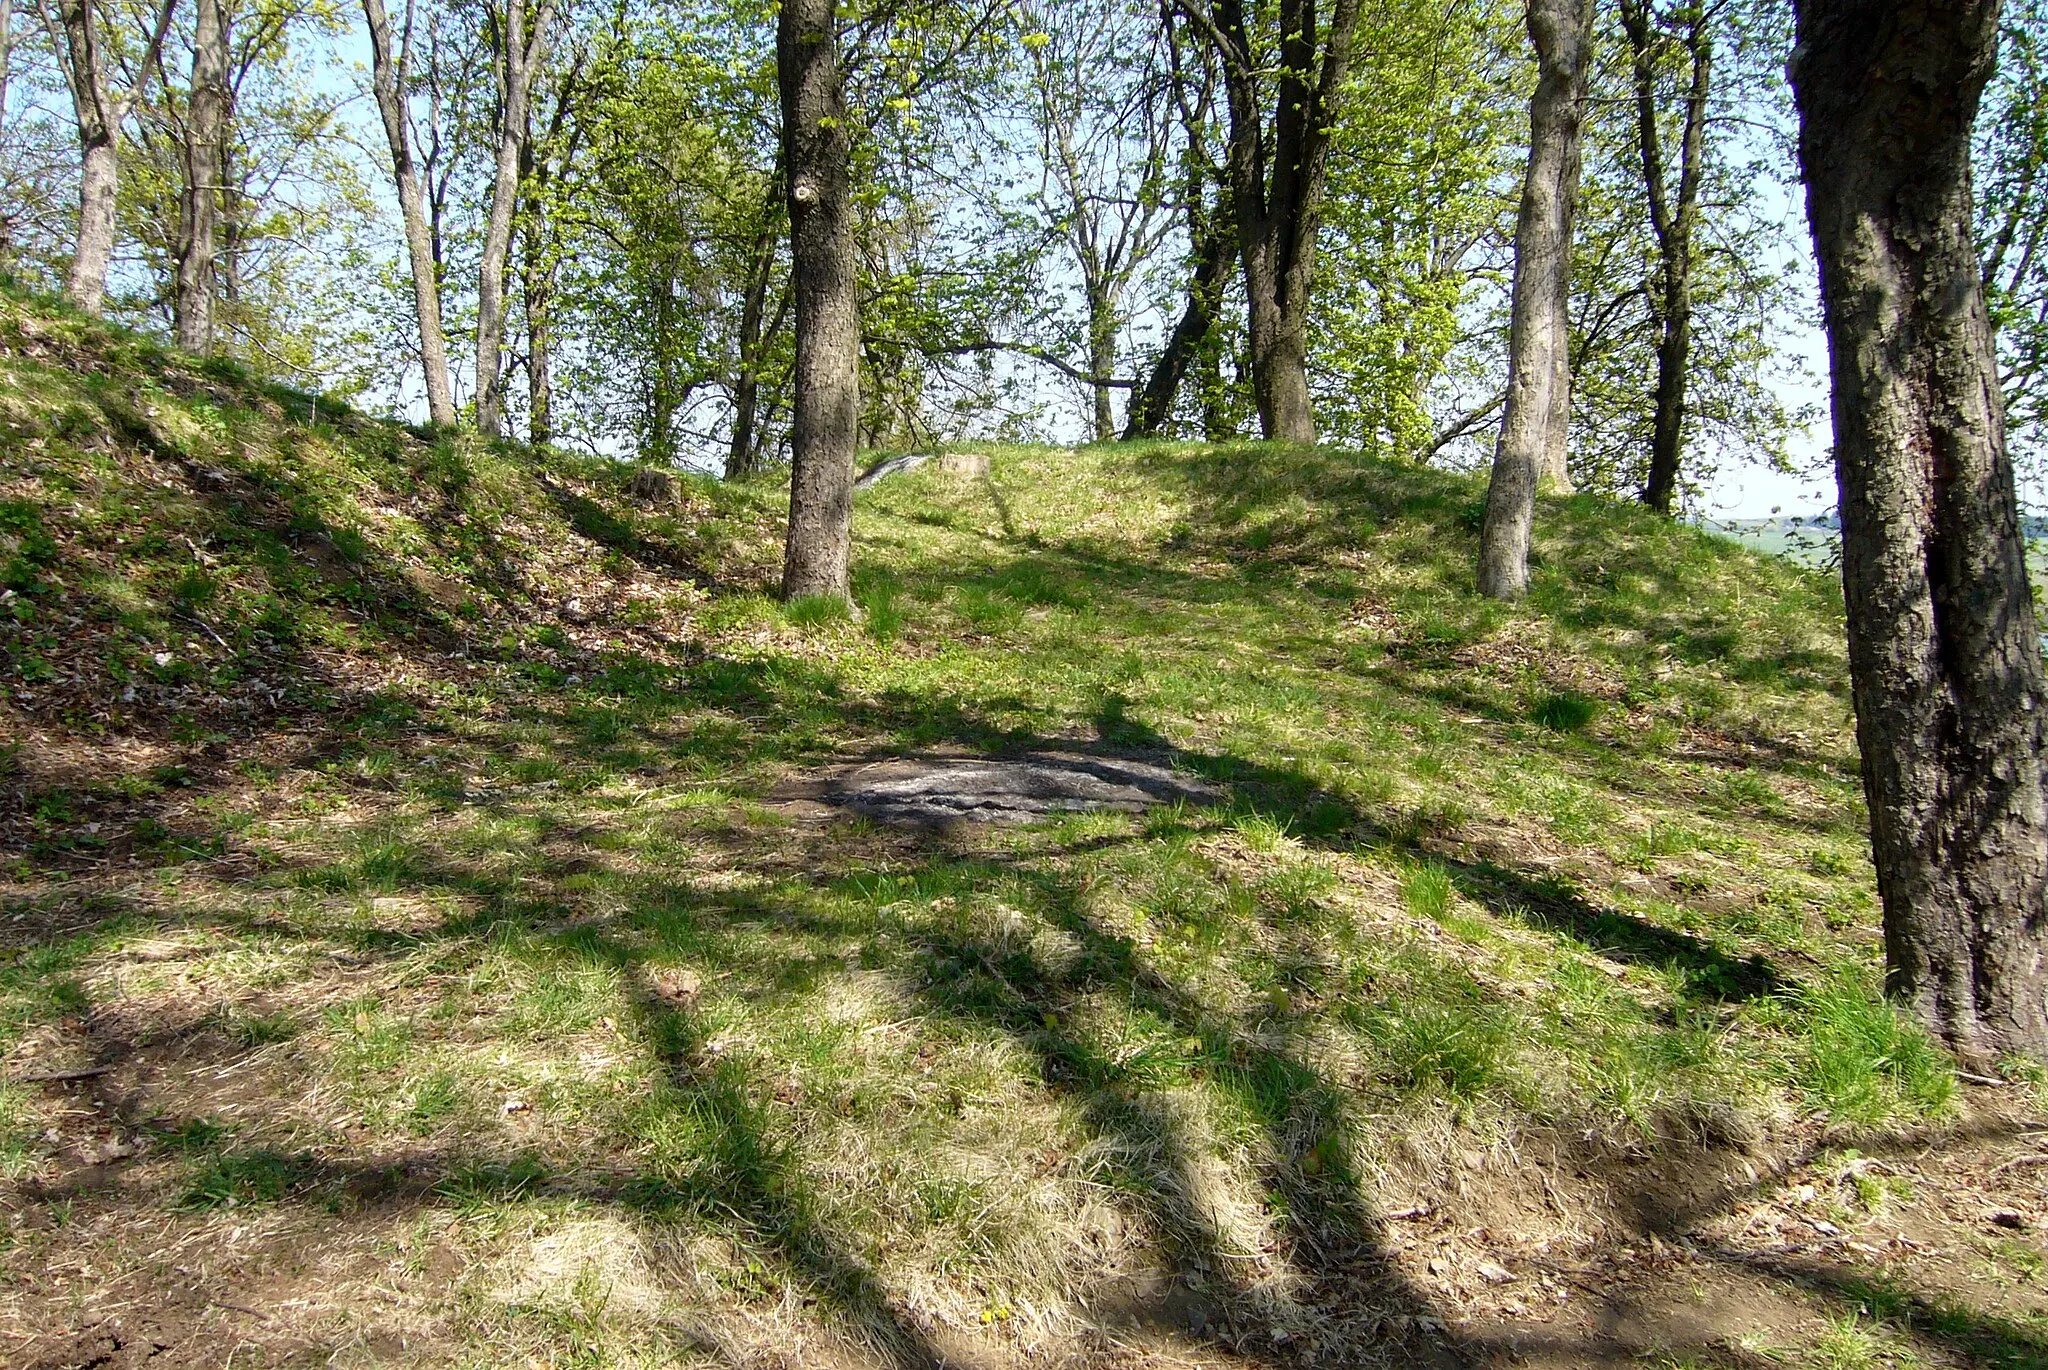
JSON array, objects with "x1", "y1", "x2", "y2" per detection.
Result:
[
  {"x1": 1021, "y1": 0, "x2": 1174, "y2": 442},
  {"x1": 777, "y1": 0, "x2": 858, "y2": 601},
  {"x1": 1476, "y1": 0, "x2": 1593, "y2": 600},
  {"x1": 1564, "y1": 0, "x2": 1807, "y2": 505},
  {"x1": 1124, "y1": 22, "x2": 1235, "y2": 441},
  {"x1": 1309, "y1": 0, "x2": 1524, "y2": 462},
  {"x1": 41, "y1": 0, "x2": 176, "y2": 312},
  {"x1": 170, "y1": 0, "x2": 225, "y2": 351},
  {"x1": 727, "y1": 166, "x2": 784, "y2": 477},
  {"x1": 475, "y1": 0, "x2": 552, "y2": 438},
  {"x1": 362, "y1": 0, "x2": 457, "y2": 425},
  {"x1": 1176, "y1": 0, "x2": 1364, "y2": 442},
  {"x1": 1791, "y1": 0, "x2": 2048, "y2": 1063},
  {"x1": 517, "y1": 37, "x2": 586, "y2": 446},
  {"x1": 1617, "y1": 0, "x2": 1708, "y2": 514},
  {"x1": 1979, "y1": 0, "x2": 2048, "y2": 476}
]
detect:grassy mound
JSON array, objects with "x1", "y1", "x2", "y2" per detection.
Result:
[{"x1": 4, "y1": 291, "x2": 2037, "y2": 1369}]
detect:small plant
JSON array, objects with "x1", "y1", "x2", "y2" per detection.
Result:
[
  {"x1": 1531, "y1": 690, "x2": 1599, "y2": 732},
  {"x1": 1809, "y1": 846, "x2": 1853, "y2": 877},
  {"x1": 1402, "y1": 860, "x2": 1455, "y2": 922},
  {"x1": 783, "y1": 592, "x2": 853, "y2": 627},
  {"x1": 856, "y1": 577, "x2": 906, "y2": 641},
  {"x1": 1811, "y1": 1313, "x2": 1912, "y2": 1370},
  {"x1": 1232, "y1": 812, "x2": 1294, "y2": 853},
  {"x1": 1800, "y1": 972, "x2": 1955, "y2": 1124},
  {"x1": 180, "y1": 1149, "x2": 306, "y2": 1209},
  {"x1": 0, "y1": 499, "x2": 57, "y2": 593}
]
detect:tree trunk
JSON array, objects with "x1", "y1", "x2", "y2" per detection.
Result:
[
  {"x1": 1204, "y1": 0, "x2": 1362, "y2": 446},
  {"x1": 1476, "y1": 0, "x2": 1593, "y2": 600},
  {"x1": 648, "y1": 272, "x2": 678, "y2": 466},
  {"x1": 362, "y1": 0, "x2": 456, "y2": 427},
  {"x1": 1125, "y1": 186, "x2": 1235, "y2": 440},
  {"x1": 1792, "y1": 0, "x2": 2048, "y2": 1064},
  {"x1": 777, "y1": 0, "x2": 859, "y2": 602},
  {"x1": 174, "y1": 0, "x2": 227, "y2": 354},
  {"x1": 1087, "y1": 282, "x2": 1117, "y2": 441},
  {"x1": 1241, "y1": 239, "x2": 1315, "y2": 441},
  {"x1": 523, "y1": 232, "x2": 553, "y2": 445},
  {"x1": 1625, "y1": 0, "x2": 1710, "y2": 516},
  {"x1": 476, "y1": 0, "x2": 551, "y2": 439},
  {"x1": 728, "y1": 174, "x2": 781, "y2": 479},
  {"x1": 55, "y1": 0, "x2": 118, "y2": 313},
  {"x1": 70, "y1": 134, "x2": 117, "y2": 311}
]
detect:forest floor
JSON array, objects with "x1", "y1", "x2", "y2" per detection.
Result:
[{"x1": 3, "y1": 290, "x2": 2047, "y2": 1369}]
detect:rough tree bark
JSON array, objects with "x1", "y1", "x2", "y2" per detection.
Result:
[
  {"x1": 173, "y1": 0, "x2": 228, "y2": 353},
  {"x1": 1792, "y1": 0, "x2": 2048, "y2": 1063},
  {"x1": 1188, "y1": 0, "x2": 1363, "y2": 443},
  {"x1": 1476, "y1": 0, "x2": 1593, "y2": 600},
  {"x1": 1622, "y1": 0, "x2": 1711, "y2": 515},
  {"x1": 49, "y1": 0, "x2": 173, "y2": 314},
  {"x1": 776, "y1": 0, "x2": 859, "y2": 602},
  {"x1": 363, "y1": 0, "x2": 456, "y2": 426},
  {"x1": 475, "y1": 0, "x2": 552, "y2": 439}
]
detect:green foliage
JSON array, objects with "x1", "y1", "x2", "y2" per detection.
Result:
[
  {"x1": 1799, "y1": 972, "x2": 1956, "y2": 1124},
  {"x1": 1313, "y1": 0, "x2": 1524, "y2": 457},
  {"x1": 1566, "y1": 0, "x2": 1814, "y2": 505},
  {"x1": 0, "y1": 500, "x2": 57, "y2": 594},
  {"x1": 1530, "y1": 690, "x2": 1599, "y2": 732}
]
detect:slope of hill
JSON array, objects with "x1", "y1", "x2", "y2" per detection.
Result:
[{"x1": 4, "y1": 291, "x2": 2045, "y2": 1368}]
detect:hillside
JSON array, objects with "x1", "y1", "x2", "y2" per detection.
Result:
[{"x1": 3, "y1": 291, "x2": 2045, "y2": 1369}]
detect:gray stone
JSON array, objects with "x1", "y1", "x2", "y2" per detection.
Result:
[
  {"x1": 853, "y1": 450, "x2": 994, "y2": 489},
  {"x1": 822, "y1": 750, "x2": 1216, "y2": 825}
]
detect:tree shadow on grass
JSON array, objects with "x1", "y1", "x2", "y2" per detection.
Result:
[{"x1": 889, "y1": 856, "x2": 1462, "y2": 1365}]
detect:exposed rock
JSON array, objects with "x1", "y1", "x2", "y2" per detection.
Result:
[
  {"x1": 625, "y1": 467, "x2": 679, "y2": 505},
  {"x1": 819, "y1": 750, "x2": 1217, "y2": 825},
  {"x1": 853, "y1": 450, "x2": 995, "y2": 488}
]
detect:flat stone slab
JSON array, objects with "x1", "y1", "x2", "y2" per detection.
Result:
[
  {"x1": 853, "y1": 450, "x2": 998, "y2": 488},
  {"x1": 814, "y1": 750, "x2": 1218, "y2": 825}
]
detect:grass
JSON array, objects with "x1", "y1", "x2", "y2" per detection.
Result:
[{"x1": 0, "y1": 288, "x2": 1994, "y2": 1366}]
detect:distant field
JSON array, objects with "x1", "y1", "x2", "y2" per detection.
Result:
[
  {"x1": 1701, "y1": 518, "x2": 1840, "y2": 568},
  {"x1": 1705, "y1": 517, "x2": 2048, "y2": 595}
]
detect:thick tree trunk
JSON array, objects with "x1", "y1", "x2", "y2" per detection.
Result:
[
  {"x1": 56, "y1": 0, "x2": 118, "y2": 312},
  {"x1": 777, "y1": 0, "x2": 859, "y2": 602},
  {"x1": 1241, "y1": 241, "x2": 1315, "y2": 442},
  {"x1": 363, "y1": 0, "x2": 456, "y2": 426},
  {"x1": 1124, "y1": 188, "x2": 1235, "y2": 440},
  {"x1": 51, "y1": 0, "x2": 171, "y2": 313},
  {"x1": 1792, "y1": 0, "x2": 2048, "y2": 1064},
  {"x1": 173, "y1": 0, "x2": 227, "y2": 354},
  {"x1": 1626, "y1": 0, "x2": 1710, "y2": 516},
  {"x1": 1476, "y1": 0, "x2": 1592, "y2": 600},
  {"x1": 476, "y1": 0, "x2": 550, "y2": 439},
  {"x1": 1642, "y1": 302, "x2": 1692, "y2": 513},
  {"x1": 70, "y1": 136, "x2": 117, "y2": 310}
]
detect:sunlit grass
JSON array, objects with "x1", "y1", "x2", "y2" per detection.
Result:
[{"x1": 0, "y1": 289, "x2": 1976, "y2": 1366}]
